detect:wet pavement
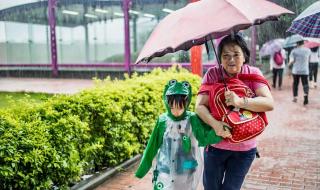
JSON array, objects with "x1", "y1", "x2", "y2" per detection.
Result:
[
  {"x1": 0, "y1": 77, "x2": 94, "y2": 94},
  {"x1": 95, "y1": 74, "x2": 320, "y2": 190}
]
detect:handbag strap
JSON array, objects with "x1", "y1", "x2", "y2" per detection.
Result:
[{"x1": 237, "y1": 73, "x2": 271, "y2": 90}]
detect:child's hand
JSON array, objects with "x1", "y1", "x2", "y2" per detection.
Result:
[{"x1": 214, "y1": 122, "x2": 232, "y2": 138}]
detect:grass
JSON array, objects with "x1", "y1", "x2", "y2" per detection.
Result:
[{"x1": 0, "y1": 92, "x2": 52, "y2": 109}]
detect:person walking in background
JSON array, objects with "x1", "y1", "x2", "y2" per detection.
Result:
[
  {"x1": 195, "y1": 34, "x2": 274, "y2": 190},
  {"x1": 288, "y1": 40, "x2": 311, "y2": 105},
  {"x1": 309, "y1": 47, "x2": 319, "y2": 88},
  {"x1": 270, "y1": 48, "x2": 286, "y2": 90}
]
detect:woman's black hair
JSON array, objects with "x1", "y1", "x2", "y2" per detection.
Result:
[
  {"x1": 166, "y1": 94, "x2": 188, "y2": 109},
  {"x1": 217, "y1": 34, "x2": 250, "y2": 64},
  {"x1": 311, "y1": 46, "x2": 319, "y2": 52}
]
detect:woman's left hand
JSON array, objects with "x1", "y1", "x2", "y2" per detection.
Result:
[{"x1": 224, "y1": 90, "x2": 242, "y2": 108}]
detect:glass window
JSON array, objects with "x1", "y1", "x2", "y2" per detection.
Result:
[
  {"x1": 130, "y1": 0, "x2": 188, "y2": 64},
  {"x1": 0, "y1": 1, "x2": 50, "y2": 65},
  {"x1": 55, "y1": 2, "x2": 124, "y2": 65}
]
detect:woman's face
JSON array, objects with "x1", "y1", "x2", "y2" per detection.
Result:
[{"x1": 221, "y1": 43, "x2": 246, "y2": 76}]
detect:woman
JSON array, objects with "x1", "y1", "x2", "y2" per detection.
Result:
[{"x1": 195, "y1": 34, "x2": 274, "y2": 190}]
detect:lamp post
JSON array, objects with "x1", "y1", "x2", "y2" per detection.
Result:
[
  {"x1": 48, "y1": 0, "x2": 58, "y2": 77},
  {"x1": 123, "y1": 0, "x2": 131, "y2": 75},
  {"x1": 189, "y1": 0, "x2": 202, "y2": 76}
]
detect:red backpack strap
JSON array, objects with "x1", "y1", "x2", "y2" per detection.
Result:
[
  {"x1": 237, "y1": 74, "x2": 270, "y2": 90},
  {"x1": 198, "y1": 83, "x2": 213, "y2": 95},
  {"x1": 198, "y1": 82, "x2": 226, "y2": 94}
]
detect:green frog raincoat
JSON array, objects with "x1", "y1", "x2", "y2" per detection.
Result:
[{"x1": 135, "y1": 80, "x2": 221, "y2": 190}]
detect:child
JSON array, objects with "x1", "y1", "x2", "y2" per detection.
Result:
[{"x1": 135, "y1": 79, "x2": 221, "y2": 190}]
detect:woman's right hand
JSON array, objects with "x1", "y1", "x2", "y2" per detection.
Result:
[{"x1": 214, "y1": 122, "x2": 232, "y2": 139}]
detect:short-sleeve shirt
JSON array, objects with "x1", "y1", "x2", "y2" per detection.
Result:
[
  {"x1": 309, "y1": 50, "x2": 319, "y2": 63},
  {"x1": 201, "y1": 64, "x2": 266, "y2": 151},
  {"x1": 289, "y1": 47, "x2": 311, "y2": 75}
]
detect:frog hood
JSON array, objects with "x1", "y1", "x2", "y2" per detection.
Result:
[{"x1": 162, "y1": 79, "x2": 192, "y2": 120}]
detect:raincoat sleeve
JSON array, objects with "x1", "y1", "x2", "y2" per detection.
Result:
[
  {"x1": 135, "y1": 115, "x2": 166, "y2": 178},
  {"x1": 189, "y1": 112, "x2": 222, "y2": 147}
]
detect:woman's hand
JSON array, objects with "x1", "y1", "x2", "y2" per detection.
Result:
[
  {"x1": 224, "y1": 90, "x2": 242, "y2": 108},
  {"x1": 214, "y1": 121, "x2": 232, "y2": 139}
]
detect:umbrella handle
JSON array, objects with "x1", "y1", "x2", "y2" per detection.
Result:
[{"x1": 205, "y1": 42, "x2": 211, "y2": 60}]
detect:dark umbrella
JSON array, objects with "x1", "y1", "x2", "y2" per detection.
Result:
[
  {"x1": 287, "y1": 1, "x2": 320, "y2": 38},
  {"x1": 135, "y1": 0, "x2": 293, "y2": 64}
]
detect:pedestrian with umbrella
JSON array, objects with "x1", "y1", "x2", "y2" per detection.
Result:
[
  {"x1": 308, "y1": 45, "x2": 319, "y2": 88},
  {"x1": 134, "y1": 0, "x2": 292, "y2": 189},
  {"x1": 304, "y1": 39, "x2": 320, "y2": 89},
  {"x1": 287, "y1": 0, "x2": 316, "y2": 102},
  {"x1": 260, "y1": 39, "x2": 286, "y2": 90},
  {"x1": 288, "y1": 39, "x2": 311, "y2": 105},
  {"x1": 283, "y1": 34, "x2": 305, "y2": 76},
  {"x1": 196, "y1": 33, "x2": 274, "y2": 189},
  {"x1": 270, "y1": 47, "x2": 286, "y2": 90}
]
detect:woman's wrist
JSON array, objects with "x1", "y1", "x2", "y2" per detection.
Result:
[{"x1": 242, "y1": 97, "x2": 249, "y2": 108}]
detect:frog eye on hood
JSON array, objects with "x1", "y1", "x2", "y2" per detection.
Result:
[
  {"x1": 169, "y1": 79, "x2": 177, "y2": 86},
  {"x1": 156, "y1": 182, "x2": 164, "y2": 189},
  {"x1": 182, "y1": 81, "x2": 190, "y2": 88}
]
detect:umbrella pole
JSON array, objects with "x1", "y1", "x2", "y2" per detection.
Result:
[
  {"x1": 210, "y1": 39, "x2": 227, "y2": 88},
  {"x1": 205, "y1": 42, "x2": 210, "y2": 60}
]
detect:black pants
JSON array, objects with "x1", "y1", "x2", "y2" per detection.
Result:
[
  {"x1": 272, "y1": 68, "x2": 284, "y2": 88},
  {"x1": 309, "y1": 62, "x2": 318, "y2": 82},
  {"x1": 292, "y1": 74, "x2": 309, "y2": 97},
  {"x1": 203, "y1": 147, "x2": 256, "y2": 190}
]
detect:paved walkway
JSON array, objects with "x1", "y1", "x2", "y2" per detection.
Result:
[
  {"x1": 0, "y1": 77, "x2": 94, "y2": 94},
  {"x1": 95, "y1": 74, "x2": 320, "y2": 190}
]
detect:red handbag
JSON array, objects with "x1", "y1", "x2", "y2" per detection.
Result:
[{"x1": 199, "y1": 74, "x2": 270, "y2": 143}]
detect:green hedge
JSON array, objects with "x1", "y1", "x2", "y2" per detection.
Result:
[{"x1": 0, "y1": 66, "x2": 201, "y2": 189}]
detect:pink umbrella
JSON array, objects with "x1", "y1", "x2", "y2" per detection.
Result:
[
  {"x1": 304, "y1": 41, "x2": 320, "y2": 49},
  {"x1": 136, "y1": 0, "x2": 293, "y2": 64}
]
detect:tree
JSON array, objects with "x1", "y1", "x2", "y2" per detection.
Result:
[{"x1": 256, "y1": 0, "x2": 318, "y2": 45}]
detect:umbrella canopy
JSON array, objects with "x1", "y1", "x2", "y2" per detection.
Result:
[
  {"x1": 304, "y1": 37, "x2": 320, "y2": 43},
  {"x1": 283, "y1": 34, "x2": 304, "y2": 48},
  {"x1": 136, "y1": 0, "x2": 293, "y2": 64},
  {"x1": 304, "y1": 41, "x2": 320, "y2": 49},
  {"x1": 259, "y1": 38, "x2": 284, "y2": 57},
  {"x1": 287, "y1": 1, "x2": 320, "y2": 38}
]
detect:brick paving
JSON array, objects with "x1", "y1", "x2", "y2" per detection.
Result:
[{"x1": 96, "y1": 73, "x2": 320, "y2": 190}]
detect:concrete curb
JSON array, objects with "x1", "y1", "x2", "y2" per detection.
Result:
[{"x1": 71, "y1": 155, "x2": 141, "y2": 190}]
